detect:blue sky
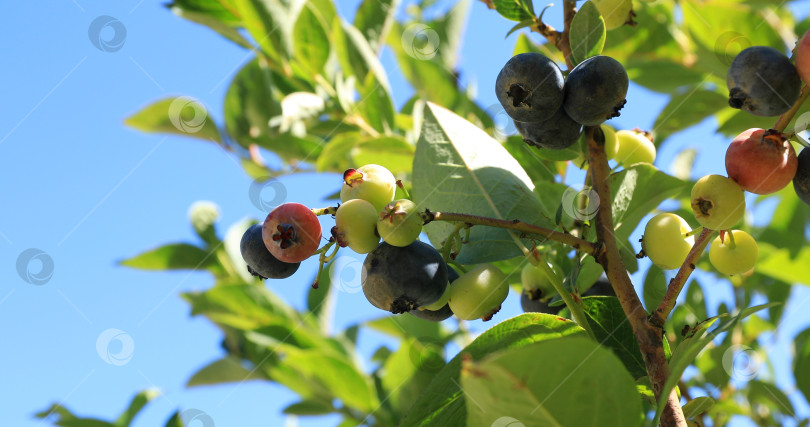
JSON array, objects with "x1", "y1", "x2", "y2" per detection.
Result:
[{"x1": 2, "y1": 1, "x2": 810, "y2": 426}]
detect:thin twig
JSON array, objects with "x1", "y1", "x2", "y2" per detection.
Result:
[
  {"x1": 586, "y1": 126, "x2": 686, "y2": 427},
  {"x1": 420, "y1": 210, "x2": 597, "y2": 256},
  {"x1": 651, "y1": 228, "x2": 714, "y2": 327}
]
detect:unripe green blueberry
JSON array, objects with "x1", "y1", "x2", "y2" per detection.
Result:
[
  {"x1": 448, "y1": 264, "x2": 509, "y2": 321},
  {"x1": 520, "y1": 261, "x2": 561, "y2": 300},
  {"x1": 709, "y1": 230, "x2": 758, "y2": 275},
  {"x1": 615, "y1": 129, "x2": 656, "y2": 165},
  {"x1": 378, "y1": 199, "x2": 423, "y2": 247},
  {"x1": 334, "y1": 199, "x2": 380, "y2": 254},
  {"x1": 592, "y1": 0, "x2": 632, "y2": 30},
  {"x1": 691, "y1": 175, "x2": 745, "y2": 231},
  {"x1": 642, "y1": 213, "x2": 695, "y2": 270},
  {"x1": 340, "y1": 164, "x2": 397, "y2": 212}
]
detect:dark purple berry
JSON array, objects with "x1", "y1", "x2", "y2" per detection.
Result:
[
  {"x1": 563, "y1": 55, "x2": 629, "y2": 126},
  {"x1": 240, "y1": 224, "x2": 300, "y2": 279},
  {"x1": 496, "y1": 53, "x2": 565, "y2": 123},
  {"x1": 362, "y1": 241, "x2": 448, "y2": 314},
  {"x1": 727, "y1": 46, "x2": 800, "y2": 117}
]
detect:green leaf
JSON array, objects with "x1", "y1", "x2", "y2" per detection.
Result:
[
  {"x1": 166, "y1": 0, "x2": 240, "y2": 25},
  {"x1": 119, "y1": 243, "x2": 218, "y2": 271},
  {"x1": 357, "y1": 73, "x2": 396, "y2": 135},
  {"x1": 757, "y1": 187, "x2": 810, "y2": 258},
  {"x1": 365, "y1": 313, "x2": 445, "y2": 344},
  {"x1": 682, "y1": 396, "x2": 714, "y2": 419},
  {"x1": 352, "y1": 136, "x2": 414, "y2": 176},
  {"x1": 223, "y1": 58, "x2": 280, "y2": 147},
  {"x1": 625, "y1": 60, "x2": 707, "y2": 94},
  {"x1": 609, "y1": 164, "x2": 687, "y2": 242},
  {"x1": 163, "y1": 411, "x2": 183, "y2": 427},
  {"x1": 581, "y1": 296, "x2": 646, "y2": 379},
  {"x1": 292, "y1": 4, "x2": 330, "y2": 76},
  {"x1": 412, "y1": 103, "x2": 551, "y2": 264},
  {"x1": 307, "y1": 259, "x2": 333, "y2": 329},
  {"x1": 283, "y1": 399, "x2": 334, "y2": 415},
  {"x1": 316, "y1": 132, "x2": 368, "y2": 172},
  {"x1": 186, "y1": 356, "x2": 264, "y2": 387},
  {"x1": 354, "y1": 0, "x2": 400, "y2": 51},
  {"x1": 748, "y1": 380, "x2": 794, "y2": 416},
  {"x1": 794, "y1": 328, "x2": 810, "y2": 405},
  {"x1": 654, "y1": 302, "x2": 779, "y2": 423},
  {"x1": 400, "y1": 314, "x2": 586, "y2": 426},
  {"x1": 755, "y1": 243, "x2": 810, "y2": 287},
  {"x1": 113, "y1": 389, "x2": 159, "y2": 427},
  {"x1": 502, "y1": 136, "x2": 556, "y2": 184},
  {"x1": 461, "y1": 337, "x2": 643, "y2": 427},
  {"x1": 652, "y1": 87, "x2": 726, "y2": 144},
  {"x1": 124, "y1": 97, "x2": 221, "y2": 143},
  {"x1": 513, "y1": 33, "x2": 561, "y2": 61},
  {"x1": 380, "y1": 338, "x2": 446, "y2": 418},
  {"x1": 386, "y1": 23, "x2": 461, "y2": 108},
  {"x1": 428, "y1": 0, "x2": 471, "y2": 70},
  {"x1": 492, "y1": 0, "x2": 534, "y2": 22},
  {"x1": 569, "y1": 1, "x2": 606, "y2": 65},
  {"x1": 284, "y1": 349, "x2": 379, "y2": 413},
  {"x1": 333, "y1": 19, "x2": 391, "y2": 93},
  {"x1": 233, "y1": 0, "x2": 289, "y2": 64},
  {"x1": 183, "y1": 282, "x2": 298, "y2": 330},
  {"x1": 168, "y1": 3, "x2": 252, "y2": 49},
  {"x1": 642, "y1": 265, "x2": 667, "y2": 312}
]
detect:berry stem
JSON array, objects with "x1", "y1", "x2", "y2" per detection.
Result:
[
  {"x1": 683, "y1": 226, "x2": 704, "y2": 238},
  {"x1": 650, "y1": 227, "x2": 714, "y2": 327},
  {"x1": 528, "y1": 251, "x2": 597, "y2": 341},
  {"x1": 726, "y1": 229, "x2": 737, "y2": 250},
  {"x1": 773, "y1": 84, "x2": 810, "y2": 132},
  {"x1": 312, "y1": 241, "x2": 338, "y2": 289},
  {"x1": 396, "y1": 179, "x2": 412, "y2": 199},
  {"x1": 311, "y1": 206, "x2": 338, "y2": 216},
  {"x1": 586, "y1": 126, "x2": 687, "y2": 427},
  {"x1": 420, "y1": 210, "x2": 597, "y2": 256}
]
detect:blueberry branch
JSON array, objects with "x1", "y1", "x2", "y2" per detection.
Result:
[
  {"x1": 533, "y1": 1, "x2": 577, "y2": 70},
  {"x1": 419, "y1": 210, "x2": 598, "y2": 256},
  {"x1": 585, "y1": 126, "x2": 687, "y2": 427},
  {"x1": 650, "y1": 228, "x2": 714, "y2": 328}
]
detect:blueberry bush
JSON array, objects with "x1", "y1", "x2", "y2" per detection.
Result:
[{"x1": 38, "y1": 0, "x2": 810, "y2": 426}]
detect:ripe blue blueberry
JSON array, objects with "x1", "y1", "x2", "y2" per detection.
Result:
[
  {"x1": 362, "y1": 241, "x2": 448, "y2": 314},
  {"x1": 496, "y1": 53, "x2": 565, "y2": 123},
  {"x1": 514, "y1": 107, "x2": 583, "y2": 150},
  {"x1": 727, "y1": 46, "x2": 800, "y2": 117},
  {"x1": 563, "y1": 55, "x2": 629, "y2": 126},
  {"x1": 240, "y1": 224, "x2": 300, "y2": 279}
]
